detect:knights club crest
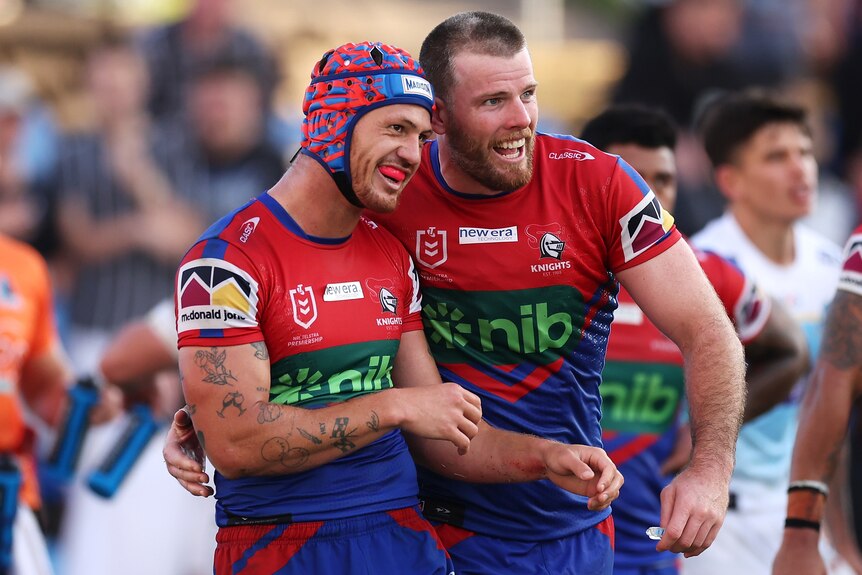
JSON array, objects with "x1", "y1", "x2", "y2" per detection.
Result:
[
  {"x1": 415, "y1": 227, "x2": 448, "y2": 269},
  {"x1": 289, "y1": 284, "x2": 318, "y2": 329},
  {"x1": 366, "y1": 278, "x2": 398, "y2": 314}
]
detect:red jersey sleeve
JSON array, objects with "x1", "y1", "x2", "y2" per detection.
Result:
[
  {"x1": 605, "y1": 158, "x2": 682, "y2": 273},
  {"x1": 837, "y1": 225, "x2": 862, "y2": 297},
  {"x1": 175, "y1": 240, "x2": 265, "y2": 349},
  {"x1": 697, "y1": 248, "x2": 771, "y2": 344}
]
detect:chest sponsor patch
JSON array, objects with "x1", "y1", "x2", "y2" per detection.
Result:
[
  {"x1": 323, "y1": 281, "x2": 364, "y2": 302},
  {"x1": 458, "y1": 226, "x2": 519, "y2": 245},
  {"x1": 177, "y1": 258, "x2": 259, "y2": 333}
]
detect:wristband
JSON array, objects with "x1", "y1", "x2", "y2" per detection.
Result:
[
  {"x1": 787, "y1": 480, "x2": 829, "y2": 497},
  {"x1": 784, "y1": 517, "x2": 821, "y2": 532}
]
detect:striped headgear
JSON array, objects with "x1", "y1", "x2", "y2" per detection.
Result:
[{"x1": 301, "y1": 41, "x2": 434, "y2": 207}]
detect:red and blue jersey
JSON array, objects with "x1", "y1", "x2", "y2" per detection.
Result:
[
  {"x1": 373, "y1": 134, "x2": 681, "y2": 540},
  {"x1": 176, "y1": 192, "x2": 424, "y2": 526},
  {"x1": 837, "y1": 225, "x2": 862, "y2": 297},
  {"x1": 604, "y1": 245, "x2": 770, "y2": 568}
]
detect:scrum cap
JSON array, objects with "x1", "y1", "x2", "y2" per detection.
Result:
[{"x1": 301, "y1": 41, "x2": 434, "y2": 207}]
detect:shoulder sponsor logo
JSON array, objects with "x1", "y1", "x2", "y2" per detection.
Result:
[
  {"x1": 458, "y1": 226, "x2": 518, "y2": 245},
  {"x1": 401, "y1": 75, "x2": 433, "y2": 101},
  {"x1": 239, "y1": 217, "x2": 260, "y2": 243},
  {"x1": 289, "y1": 284, "x2": 318, "y2": 329},
  {"x1": 838, "y1": 233, "x2": 862, "y2": 296},
  {"x1": 323, "y1": 281, "x2": 364, "y2": 302},
  {"x1": 366, "y1": 278, "x2": 402, "y2": 326},
  {"x1": 548, "y1": 148, "x2": 595, "y2": 161},
  {"x1": 177, "y1": 258, "x2": 259, "y2": 332},
  {"x1": 619, "y1": 191, "x2": 675, "y2": 263},
  {"x1": 415, "y1": 226, "x2": 448, "y2": 269}
]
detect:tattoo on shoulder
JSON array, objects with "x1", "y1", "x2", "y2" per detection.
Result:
[
  {"x1": 194, "y1": 348, "x2": 237, "y2": 386},
  {"x1": 822, "y1": 291, "x2": 862, "y2": 370},
  {"x1": 261, "y1": 436, "x2": 310, "y2": 469},
  {"x1": 367, "y1": 411, "x2": 380, "y2": 432},
  {"x1": 251, "y1": 341, "x2": 270, "y2": 361}
]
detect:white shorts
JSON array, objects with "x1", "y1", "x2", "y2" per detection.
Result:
[
  {"x1": 12, "y1": 505, "x2": 54, "y2": 575},
  {"x1": 680, "y1": 477, "x2": 854, "y2": 575}
]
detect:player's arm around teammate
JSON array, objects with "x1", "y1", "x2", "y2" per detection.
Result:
[
  {"x1": 617, "y1": 239, "x2": 746, "y2": 558},
  {"x1": 170, "y1": 330, "x2": 623, "y2": 508},
  {"x1": 179, "y1": 337, "x2": 482, "y2": 479}
]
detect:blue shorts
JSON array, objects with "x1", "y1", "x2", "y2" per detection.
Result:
[
  {"x1": 214, "y1": 506, "x2": 454, "y2": 575},
  {"x1": 613, "y1": 558, "x2": 679, "y2": 575},
  {"x1": 433, "y1": 515, "x2": 615, "y2": 575}
]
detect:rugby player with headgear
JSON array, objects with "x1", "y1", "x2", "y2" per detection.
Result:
[{"x1": 172, "y1": 40, "x2": 621, "y2": 574}]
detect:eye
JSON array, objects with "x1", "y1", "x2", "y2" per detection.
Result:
[
  {"x1": 521, "y1": 89, "x2": 536, "y2": 100},
  {"x1": 484, "y1": 98, "x2": 501, "y2": 106},
  {"x1": 390, "y1": 124, "x2": 404, "y2": 133},
  {"x1": 419, "y1": 133, "x2": 430, "y2": 144}
]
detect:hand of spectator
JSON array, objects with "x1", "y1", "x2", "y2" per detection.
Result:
[
  {"x1": 134, "y1": 203, "x2": 206, "y2": 264},
  {"x1": 397, "y1": 383, "x2": 482, "y2": 455},
  {"x1": 543, "y1": 443, "x2": 623, "y2": 511},
  {"x1": 655, "y1": 462, "x2": 730, "y2": 557},
  {"x1": 88, "y1": 384, "x2": 125, "y2": 425},
  {"x1": 163, "y1": 406, "x2": 213, "y2": 497},
  {"x1": 772, "y1": 529, "x2": 826, "y2": 575}
]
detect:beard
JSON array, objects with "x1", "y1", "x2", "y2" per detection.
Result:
[{"x1": 446, "y1": 118, "x2": 535, "y2": 193}]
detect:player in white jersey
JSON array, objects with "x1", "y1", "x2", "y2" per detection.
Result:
[{"x1": 682, "y1": 91, "x2": 859, "y2": 574}]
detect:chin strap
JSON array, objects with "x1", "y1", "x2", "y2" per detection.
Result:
[{"x1": 332, "y1": 171, "x2": 365, "y2": 209}]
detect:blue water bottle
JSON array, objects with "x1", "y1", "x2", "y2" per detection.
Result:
[
  {"x1": 42, "y1": 376, "x2": 100, "y2": 484},
  {"x1": 87, "y1": 404, "x2": 159, "y2": 499},
  {"x1": 0, "y1": 453, "x2": 21, "y2": 575}
]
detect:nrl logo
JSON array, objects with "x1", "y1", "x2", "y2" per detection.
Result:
[
  {"x1": 289, "y1": 284, "x2": 318, "y2": 329},
  {"x1": 415, "y1": 226, "x2": 448, "y2": 269}
]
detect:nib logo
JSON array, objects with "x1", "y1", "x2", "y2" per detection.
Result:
[
  {"x1": 270, "y1": 368, "x2": 324, "y2": 405},
  {"x1": 415, "y1": 227, "x2": 448, "y2": 269},
  {"x1": 289, "y1": 284, "x2": 318, "y2": 329},
  {"x1": 423, "y1": 302, "x2": 472, "y2": 348}
]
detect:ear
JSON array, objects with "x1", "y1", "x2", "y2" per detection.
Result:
[
  {"x1": 714, "y1": 164, "x2": 741, "y2": 201},
  {"x1": 431, "y1": 97, "x2": 447, "y2": 135}
]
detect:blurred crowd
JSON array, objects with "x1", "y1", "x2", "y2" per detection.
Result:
[{"x1": 2, "y1": 0, "x2": 862, "y2": 574}]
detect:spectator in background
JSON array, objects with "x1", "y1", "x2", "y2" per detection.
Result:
[
  {"x1": 163, "y1": 49, "x2": 286, "y2": 223},
  {"x1": 0, "y1": 67, "x2": 46, "y2": 245},
  {"x1": 136, "y1": 0, "x2": 278, "y2": 125},
  {"x1": 55, "y1": 36, "x2": 203, "y2": 374}
]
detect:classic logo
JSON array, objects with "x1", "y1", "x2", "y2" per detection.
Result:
[
  {"x1": 239, "y1": 217, "x2": 260, "y2": 243},
  {"x1": 289, "y1": 284, "x2": 318, "y2": 329},
  {"x1": 415, "y1": 227, "x2": 448, "y2": 269},
  {"x1": 323, "y1": 281, "x2": 364, "y2": 302},
  {"x1": 548, "y1": 148, "x2": 595, "y2": 161},
  {"x1": 458, "y1": 226, "x2": 518, "y2": 245},
  {"x1": 619, "y1": 192, "x2": 675, "y2": 263},
  {"x1": 177, "y1": 258, "x2": 259, "y2": 332}
]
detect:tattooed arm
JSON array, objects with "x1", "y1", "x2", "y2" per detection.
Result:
[
  {"x1": 773, "y1": 289, "x2": 862, "y2": 575},
  {"x1": 179, "y1": 340, "x2": 481, "y2": 479},
  {"x1": 394, "y1": 331, "x2": 622, "y2": 511}
]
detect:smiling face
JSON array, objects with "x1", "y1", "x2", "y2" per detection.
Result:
[
  {"x1": 721, "y1": 122, "x2": 817, "y2": 225},
  {"x1": 435, "y1": 48, "x2": 538, "y2": 194},
  {"x1": 349, "y1": 104, "x2": 433, "y2": 213}
]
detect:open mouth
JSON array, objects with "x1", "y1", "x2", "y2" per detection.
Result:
[
  {"x1": 493, "y1": 138, "x2": 526, "y2": 160},
  {"x1": 378, "y1": 165, "x2": 407, "y2": 186}
]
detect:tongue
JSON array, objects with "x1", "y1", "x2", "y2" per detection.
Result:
[{"x1": 379, "y1": 166, "x2": 406, "y2": 183}]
